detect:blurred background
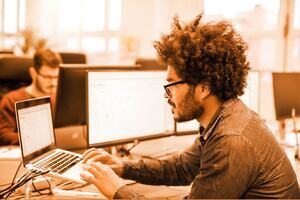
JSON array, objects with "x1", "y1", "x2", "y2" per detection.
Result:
[{"x1": 0, "y1": 0, "x2": 300, "y2": 122}]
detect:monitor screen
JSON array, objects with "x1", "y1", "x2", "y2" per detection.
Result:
[
  {"x1": 54, "y1": 65, "x2": 141, "y2": 128},
  {"x1": 87, "y1": 69, "x2": 174, "y2": 147},
  {"x1": 272, "y1": 72, "x2": 300, "y2": 120}
]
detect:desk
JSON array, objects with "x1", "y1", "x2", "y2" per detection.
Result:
[
  {"x1": 0, "y1": 135, "x2": 196, "y2": 199},
  {"x1": 1, "y1": 134, "x2": 299, "y2": 199}
]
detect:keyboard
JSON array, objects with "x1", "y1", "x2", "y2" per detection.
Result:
[{"x1": 34, "y1": 151, "x2": 81, "y2": 174}]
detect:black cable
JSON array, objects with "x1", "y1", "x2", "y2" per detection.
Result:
[
  {"x1": 4, "y1": 172, "x2": 43, "y2": 199},
  {"x1": 118, "y1": 140, "x2": 140, "y2": 156},
  {"x1": 2, "y1": 172, "x2": 33, "y2": 199},
  {"x1": 1, "y1": 169, "x2": 50, "y2": 199},
  {"x1": 0, "y1": 161, "x2": 23, "y2": 195},
  {"x1": 11, "y1": 161, "x2": 22, "y2": 186},
  {"x1": 31, "y1": 175, "x2": 52, "y2": 196}
]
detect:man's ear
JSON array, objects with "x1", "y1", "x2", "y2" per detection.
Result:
[
  {"x1": 29, "y1": 67, "x2": 37, "y2": 82},
  {"x1": 195, "y1": 84, "x2": 211, "y2": 100}
]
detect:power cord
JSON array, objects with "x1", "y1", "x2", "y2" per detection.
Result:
[
  {"x1": 11, "y1": 161, "x2": 22, "y2": 186},
  {"x1": 31, "y1": 175, "x2": 52, "y2": 196},
  {"x1": 0, "y1": 161, "x2": 23, "y2": 197},
  {"x1": 117, "y1": 140, "x2": 140, "y2": 157},
  {"x1": 0, "y1": 168, "x2": 50, "y2": 199}
]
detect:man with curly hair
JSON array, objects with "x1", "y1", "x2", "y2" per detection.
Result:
[{"x1": 80, "y1": 15, "x2": 300, "y2": 198}]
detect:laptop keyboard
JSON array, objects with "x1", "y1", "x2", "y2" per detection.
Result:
[{"x1": 34, "y1": 151, "x2": 81, "y2": 175}]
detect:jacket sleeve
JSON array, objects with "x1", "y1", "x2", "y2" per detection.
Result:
[
  {"x1": 121, "y1": 136, "x2": 202, "y2": 186},
  {"x1": 113, "y1": 185, "x2": 146, "y2": 199}
]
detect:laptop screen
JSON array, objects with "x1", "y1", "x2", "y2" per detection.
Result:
[{"x1": 16, "y1": 98, "x2": 55, "y2": 158}]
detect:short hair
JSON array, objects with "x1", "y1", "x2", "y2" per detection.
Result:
[
  {"x1": 33, "y1": 49, "x2": 62, "y2": 71},
  {"x1": 154, "y1": 14, "x2": 250, "y2": 101}
]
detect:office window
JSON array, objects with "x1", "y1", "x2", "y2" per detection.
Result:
[
  {"x1": 204, "y1": 0, "x2": 281, "y2": 70},
  {"x1": 108, "y1": 37, "x2": 119, "y2": 52},
  {"x1": 108, "y1": 0, "x2": 122, "y2": 31},
  {"x1": 3, "y1": 0, "x2": 18, "y2": 33},
  {"x1": 1, "y1": 0, "x2": 26, "y2": 33},
  {"x1": 57, "y1": 0, "x2": 122, "y2": 54},
  {"x1": 294, "y1": 0, "x2": 300, "y2": 29},
  {"x1": 82, "y1": 37, "x2": 105, "y2": 52},
  {"x1": 246, "y1": 37, "x2": 279, "y2": 68},
  {"x1": 0, "y1": 0, "x2": 26, "y2": 50},
  {"x1": 58, "y1": 0, "x2": 81, "y2": 32},
  {"x1": 288, "y1": 0, "x2": 300, "y2": 69},
  {"x1": 82, "y1": 0, "x2": 105, "y2": 32},
  {"x1": 204, "y1": 0, "x2": 280, "y2": 31},
  {"x1": 65, "y1": 37, "x2": 81, "y2": 51},
  {"x1": 19, "y1": 0, "x2": 25, "y2": 31}
]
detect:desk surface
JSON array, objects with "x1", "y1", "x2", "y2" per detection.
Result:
[{"x1": 1, "y1": 134, "x2": 299, "y2": 199}]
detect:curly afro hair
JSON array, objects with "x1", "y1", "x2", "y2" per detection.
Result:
[{"x1": 154, "y1": 14, "x2": 250, "y2": 101}]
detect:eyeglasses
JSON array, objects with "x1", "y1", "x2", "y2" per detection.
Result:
[
  {"x1": 37, "y1": 71, "x2": 58, "y2": 80},
  {"x1": 163, "y1": 80, "x2": 186, "y2": 97}
]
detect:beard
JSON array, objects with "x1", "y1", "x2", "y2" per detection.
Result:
[{"x1": 170, "y1": 88, "x2": 204, "y2": 123}]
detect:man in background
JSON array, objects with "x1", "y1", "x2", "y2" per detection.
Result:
[
  {"x1": 0, "y1": 49, "x2": 62, "y2": 145},
  {"x1": 80, "y1": 14, "x2": 299, "y2": 198}
]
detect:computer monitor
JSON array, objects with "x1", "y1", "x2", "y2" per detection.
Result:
[
  {"x1": 54, "y1": 64, "x2": 141, "y2": 128},
  {"x1": 86, "y1": 68, "x2": 174, "y2": 147},
  {"x1": 272, "y1": 72, "x2": 300, "y2": 120}
]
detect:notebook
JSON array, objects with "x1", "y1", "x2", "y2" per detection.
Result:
[{"x1": 15, "y1": 96, "x2": 85, "y2": 184}]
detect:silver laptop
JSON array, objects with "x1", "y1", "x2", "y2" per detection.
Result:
[{"x1": 15, "y1": 97, "x2": 85, "y2": 184}]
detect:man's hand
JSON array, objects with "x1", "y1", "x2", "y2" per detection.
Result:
[
  {"x1": 82, "y1": 148, "x2": 124, "y2": 176},
  {"x1": 80, "y1": 162, "x2": 125, "y2": 199}
]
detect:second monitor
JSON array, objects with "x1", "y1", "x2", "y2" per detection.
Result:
[
  {"x1": 54, "y1": 65, "x2": 142, "y2": 149},
  {"x1": 86, "y1": 68, "x2": 174, "y2": 147},
  {"x1": 55, "y1": 65, "x2": 142, "y2": 128}
]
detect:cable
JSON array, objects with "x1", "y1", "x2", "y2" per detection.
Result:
[
  {"x1": 0, "y1": 169, "x2": 50, "y2": 199},
  {"x1": 11, "y1": 161, "x2": 22, "y2": 186},
  {"x1": 118, "y1": 140, "x2": 140, "y2": 157},
  {"x1": 7, "y1": 171, "x2": 49, "y2": 198},
  {"x1": 31, "y1": 175, "x2": 52, "y2": 196},
  {"x1": 0, "y1": 161, "x2": 22, "y2": 191}
]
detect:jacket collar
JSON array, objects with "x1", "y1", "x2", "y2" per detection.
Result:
[{"x1": 198, "y1": 98, "x2": 238, "y2": 140}]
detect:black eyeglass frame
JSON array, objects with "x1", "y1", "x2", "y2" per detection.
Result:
[{"x1": 163, "y1": 80, "x2": 186, "y2": 97}]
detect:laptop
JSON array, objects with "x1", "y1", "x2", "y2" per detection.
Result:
[{"x1": 15, "y1": 96, "x2": 85, "y2": 184}]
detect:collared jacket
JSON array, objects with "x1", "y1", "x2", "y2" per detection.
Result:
[{"x1": 115, "y1": 98, "x2": 300, "y2": 198}]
